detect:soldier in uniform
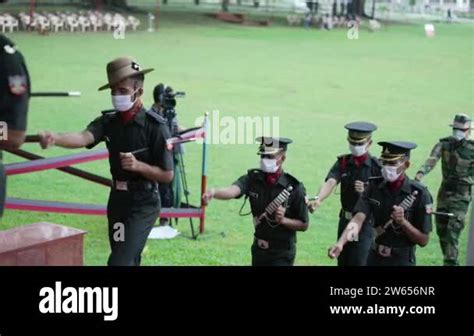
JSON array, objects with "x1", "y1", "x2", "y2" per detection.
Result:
[
  {"x1": 202, "y1": 137, "x2": 309, "y2": 266},
  {"x1": 328, "y1": 141, "x2": 433, "y2": 266},
  {"x1": 0, "y1": 30, "x2": 31, "y2": 217},
  {"x1": 39, "y1": 57, "x2": 174, "y2": 266},
  {"x1": 308, "y1": 122, "x2": 381, "y2": 266},
  {"x1": 415, "y1": 114, "x2": 473, "y2": 266}
]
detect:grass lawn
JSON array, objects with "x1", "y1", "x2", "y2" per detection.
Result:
[{"x1": 2, "y1": 12, "x2": 473, "y2": 265}]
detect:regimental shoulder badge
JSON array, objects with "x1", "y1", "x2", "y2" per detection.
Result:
[
  {"x1": 249, "y1": 191, "x2": 259, "y2": 199},
  {"x1": 8, "y1": 75, "x2": 27, "y2": 96}
]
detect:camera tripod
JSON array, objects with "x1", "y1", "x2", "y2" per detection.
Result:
[{"x1": 171, "y1": 148, "x2": 198, "y2": 239}]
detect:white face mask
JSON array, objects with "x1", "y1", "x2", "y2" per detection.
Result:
[
  {"x1": 111, "y1": 91, "x2": 137, "y2": 112},
  {"x1": 382, "y1": 164, "x2": 402, "y2": 182},
  {"x1": 349, "y1": 143, "x2": 368, "y2": 157},
  {"x1": 260, "y1": 158, "x2": 279, "y2": 173},
  {"x1": 453, "y1": 129, "x2": 466, "y2": 141}
]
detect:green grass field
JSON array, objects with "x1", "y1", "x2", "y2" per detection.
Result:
[{"x1": 2, "y1": 13, "x2": 473, "y2": 265}]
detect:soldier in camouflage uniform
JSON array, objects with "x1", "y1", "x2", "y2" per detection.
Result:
[{"x1": 415, "y1": 114, "x2": 474, "y2": 266}]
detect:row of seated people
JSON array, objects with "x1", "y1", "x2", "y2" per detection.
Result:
[
  {"x1": 287, "y1": 14, "x2": 380, "y2": 32},
  {"x1": 0, "y1": 11, "x2": 140, "y2": 33}
]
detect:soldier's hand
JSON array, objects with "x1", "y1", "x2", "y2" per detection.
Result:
[
  {"x1": 275, "y1": 206, "x2": 286, "y2": 224},
  {"x1": 391, "y1": 206, "x2": 406, "y2": 225},
  {"x1": 415, "y1": 172, "x2": 424, "y2": 182},
  {"x1": 120, "y1": 152, "x2": 140, "y2": 172},
  {"x1": 344, "y1": 221, "x2": 360, "y2": 242},
  {"x1": 308, "y1": 198, "x2": 321, "y2": 213},
  {"x1": 328, "y1": 242, "x2": 343, "y2": 259},
  {"x1": 354, "y1": 180, "x2": 365, "y2": 193},
  {"x1": 202, "y1": 189, "x2": 215, "y2": 205},
  {"x1": 38, "y1": 131, "x2": 56, "y2": 149}
]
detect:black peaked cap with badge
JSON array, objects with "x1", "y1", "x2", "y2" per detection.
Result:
[
  {"x1": 345, "y1": 121, "x2": 377, "y2": 144},
  {"x1": 256, "y1": 136, "x2": 293, "y2": 155},
  {"x1": 378, "y1": 141, "x2": 417, "y2": 163}
]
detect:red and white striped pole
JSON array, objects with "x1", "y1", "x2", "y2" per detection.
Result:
[{"x1": 199, "y1": 112, "x2": 210, "y2": 234}]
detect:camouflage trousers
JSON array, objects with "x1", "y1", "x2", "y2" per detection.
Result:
[{"x1": 436, "y1": 185, "x2": 472, "y2": 266}]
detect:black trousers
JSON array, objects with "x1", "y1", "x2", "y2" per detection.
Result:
[
  {"x1": 158, "y1": 183, "x2": 173, "y2": 208},
  {"x1": 367, "y1": 245, "x2": 416, "y2": 266},
  {"x1": 106, "y1": 188, "x2": 160, "y2": 266},
  {"x1": 337, "y1": 216, "x2": 373, "y2": 266},
  {"x1": 251, "y1": 241, "x2": 296, "y2": 266}
]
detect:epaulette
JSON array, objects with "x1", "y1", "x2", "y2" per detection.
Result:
[
  {"x1": 439, "y1": 136, "x2": 453, "y2": 143},
  {"x1": 145, "y1": 109, "x2": 166, "y2": 124},
  {"x1": 101, "y1": 109, "x2": 117, "y2": 115},
  {"x1": 337, "y1": 154, "x2": 351, "y2": 160},
  {"x1": 247, "y1": 169, "x2": 263, "y2": 178},
  {"x1": 283, "y1": 172, "x2": 302, "y2": 187},
  {"x1": 410, "y1": 179, "x2": 428, "y2": 192}
]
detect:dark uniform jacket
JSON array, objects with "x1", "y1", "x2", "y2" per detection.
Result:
[
  {"x1": 0, "y1": 34, "x2": 30, "y2": 215},
  {"x1": 326, "y1": 154, "x2": 381, "y2": 238},
  {"x1": 354, "y1": 176, "x2": 433, "y2": 248},
  {"x1": 233, "y1": 169, "x2": 309, "y2": 242},
  {"x1": 326, "y1": 153, "x2": 382, "y2": 212},
  {"x1": 86, "y1": 107, "x2": 174, "y2": 183}
]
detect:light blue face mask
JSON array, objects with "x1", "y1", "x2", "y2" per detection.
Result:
[
  {"x1": 111, "y1": 89, "x2": 138, "y2": 112},
  {"x1": 349, "y1": 143, "x2": 368, "y2": 157},
  {"x1": 260, "y1": 158, "x2": 279, "y2": 173},
  {"x1": 452, "y1": 129, "x2": 467, "y2": 141},
  {"x1": 382, "y1": 164, "x2": 402, "y2": 182}
]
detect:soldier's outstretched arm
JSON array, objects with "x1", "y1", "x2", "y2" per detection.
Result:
[
  {"x1": 416, "y1": 142, "x2": 442, "y2": 181},
  {"x1": 328, "y1": 212, "x2": 366, "y2": 259},
  {"x1": 38, "y1": 130, "x2": 95, "y2": 149},
  {"x1": 202, "y1": 185, "x2": 242, "y2": 205},
  {"x1": 309, "y1": 178, "x2": 338, "y2": 212}
]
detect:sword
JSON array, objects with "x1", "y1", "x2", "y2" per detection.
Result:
[
  {"x1": 31, "y1": 91, "x2": 81, "y2": 97},
  {"x1": 130, "y1": 147, "x2": 149, "y2": 155},
  {"x1": 427, "y1": 210, "x2": 455, "y2": 217}
]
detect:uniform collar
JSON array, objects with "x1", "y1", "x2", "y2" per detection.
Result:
[
  {"x1": 348, "y1": 153, "x2": 372, "y2": 167},
  {"x1": 400, "y1": 175, "x2": 412, "y2": 194},
  {"x1": 132, "y1": 107, "x2": 146, "y2": 127},
  {"x1": 277, "y1": 171, "x2": 290, "y2": 187},
  {"x1": 378, "y1": 174, "x2": 411, "y2": 194},
  {"x1": 256, "y1": 169, "x2": 289, "y2": 187}
]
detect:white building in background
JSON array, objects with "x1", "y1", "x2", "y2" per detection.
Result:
[
  {"x1": 421, "y1": 0, "x2": 470, "y2": 11},
  {"x1": 290, "y1": 0, "x2": 471, "y2": 14},
  {"x1": 133, "y1": 0, "x2": 470, "y2": 13},
  {"x1": 390, "y1": 0, "x2": 471, "y2": 11}
]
